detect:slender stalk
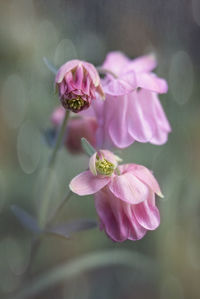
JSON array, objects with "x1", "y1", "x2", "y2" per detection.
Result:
[
  {"x1": 39, "y1": 110, "x2": 70, "y2": 228},
  {"x1": 96, "y1": 67, "x2": 118, "y2": 79},
  {"x1": 49, "y1": 110, "x2": 70, "y2": 168},
  {"x1": 46, "y1": 190, "x2": 73, "y2": 227}
]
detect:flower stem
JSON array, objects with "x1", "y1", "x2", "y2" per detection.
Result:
[
  {"x1": 96, "y1": 67, "x2": 118, "y2": 79},
  {"x1": 46, "y1": 190, "x2": 73, "y2": 227},
  {"x1": 49, "y1": 110, "x2": 70, "y2": 168},
  {"x1": 39, "y1": 110, "x2": 70, "y2": 228}
]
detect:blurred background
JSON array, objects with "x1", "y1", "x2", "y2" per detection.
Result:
[{"x1": 0, "y1": 0, "x2": 200, "y2": 298}]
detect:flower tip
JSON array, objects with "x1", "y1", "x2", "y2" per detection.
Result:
[{"x1": 158, "y1": 191, "x2": 164, "y2": 198}]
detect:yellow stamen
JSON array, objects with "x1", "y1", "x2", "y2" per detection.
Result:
[{"x1": 96, "y1": 158, "x2": 115, "y2": 176}]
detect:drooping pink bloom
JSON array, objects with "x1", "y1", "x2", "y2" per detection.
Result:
[
  {"x1": 55, "y1": 60, "x2": 104, "y2": 113},
  {"x1": 89, "y1": 52, "x2": 171, "y2": 149},
  {"x1": 51, "y1": 106, "x2": 98, "y2": 154},
  {"x1": 69, "y1": 150, "x2": 163, "y2": 242}
]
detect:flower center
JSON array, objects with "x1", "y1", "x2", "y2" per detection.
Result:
[
  {"x1": 66, "y1": 97, "x2": 86, "y2": 112},
  {"x1": 96, "y1": 158, "x2": 115, "y2": 176}
]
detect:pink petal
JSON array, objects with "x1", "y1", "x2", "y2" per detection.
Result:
[
  {"x1": 51, "y1": 106, "x2": 65, "y2": 126},
  {"x1": 74, "y1": 65, "x2": 84, "y2": 90},
  {"x1": 107, "y1": 94, "x2": 134, "y2": 148},
  {"x1": 69, "y1": 171, "x2": 110, "y2": 195},
  {"x1": 127, "y1": 164, "x2": 163, "y2": 197},
  {"x1": 133, "y1": 196, "x2": 160, "y2": 230},
  {"x1": 89, "y1": 153, "x2": 97, "y2": 175},
  {"x1": 95, "y1": 189, "x2": 129, "y2": 242},
  {"x1": 103, "y1": 77, "x2": 134, "y2": 96},
  {"x1": 82, "y1": 62, "x2": 100, "y2": 87},
  {"x1": 136, "y1": 73, "x2": 168, "y2": 94},
  {"x1": 102, "y1": 51, "x2": 130, "y2": 76},
  {"x1": 55, "y1": 60, "x2": 80, "y2": 83},
  {"x1": 127, "y1": 91, "x2": 155, "y2": 143},
  {"x1": 127, "y1": 53, "x2": 157, "y2": 73},
  {"x1": 148, "y1": 92, "x2": 171, "y2": 145},
  {"x1": 123, "y1": 204, "x2": 147, "y2": 240},
  {"x1": 108, "y1": 172, "x2": 149, "y2": 204}
]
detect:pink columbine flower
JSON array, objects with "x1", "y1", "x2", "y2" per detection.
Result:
[
  {"x1": 51, "y1": 106, "x2": 98, "y2": 154},
  {"x1": 90, "y1": 51, "x2": 171, "y2": 148},
  {"x1": 69, "y1": 150, "x2": 163, "y2": 242},
  {"x1": 55, "y1": 60, "x2": 104, "y2": 113}
]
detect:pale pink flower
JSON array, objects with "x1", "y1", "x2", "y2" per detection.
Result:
[
  {"x1": 89, "y1": 52, "x2": 171, "y2": 148},
  {"x1": 51, "y1": 106, "x2": 98, "y2": 154},
  {"x1": 69, "y1": 150, "x2": 163, "y2": 242},
  {"x1": 55, "y1": 60, "x2": 104, "y2": 113}
]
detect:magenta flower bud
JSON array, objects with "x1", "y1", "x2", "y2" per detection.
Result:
[
  {"x1": 51, "y1": 106, "x2": 98, "y2": 154},
  {"x1": 69, "y1": 150, "x2": 163, "y2": 242},
  {"x1": 55, "y1": 60, "x2": 104, "y2": 113}
]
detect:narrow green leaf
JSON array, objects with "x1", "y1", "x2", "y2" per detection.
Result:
[
  {"x1": 81, "y1": 137, "x2": 96, "y2": 157},
  {"x1": 43, "y1": 57, "x2": 57, "y2": 75}
]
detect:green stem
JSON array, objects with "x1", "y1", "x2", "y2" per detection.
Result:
[
  {"x1": 39, "y1": 110, "x2": 70, "y2": 228},
  {"x1": 47, "y1": 190, "x2": 73, "y2": 227},
  {"x1": 49, "y1": 110, "x2": 70, "y2": 168}
]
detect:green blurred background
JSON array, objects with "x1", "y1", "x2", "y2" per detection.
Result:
[{"x1": 0, "y1": 0, "x2": 200, "y2": 298}]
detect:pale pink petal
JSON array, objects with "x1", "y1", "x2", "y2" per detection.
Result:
[
  {"x1": 106, "y1": 94, "x2": 134, "y2": 148},
  {"x1": 51, "y1": 106, "x2": 65, "y2": 126},
  {"x1": 133, "y1": 196, "x2": 160, "y2": 230},
  {"x1": 89, "y1": 153, "x2": 97, "y2": 176},
  {"x1": 127, "y1": 91, "x2": 155, "y2": 143},
  {"x1": 55, "y1": 60, "x2": 80, "y2": 83},
  {"x1": 95, "y1": 189, "x2": 129, "y2": 242},
  {"x1": 74, "y1": 65, "x2": 84, "y2": 89},
  {"x1": 103, "y1": 78, "x2": 134, "y2": 96},
  {"x1": 128, "y1": 164, "x2": 163, "y2": 197},
  {"x1": 69, "y1": 171, "x2": 110, "y2": 195},
  {"x1": 123, "y1": 204, "x2": 147, "y2": 240},
  {"x1": 102, "y1": 51, "x2": 130, "y2": 76},
  {"x1": 148, "y1": 92, "x2": 172, "y2": 145},
  {"x1": 82, "y1": 62, "x2": 100, "y2": 87},
  {"x1": 108, "y1": 172, "x2": 149, "y2": 204},
  {"x1": 136, "y1": 73, "x2": 168, "y2": 94},
  {"x1": 118, "y1": 163, "x2": 163, "y2": 197},
  {"x1": 127, "y1": 53, "x2": 157, "y2": 73}
]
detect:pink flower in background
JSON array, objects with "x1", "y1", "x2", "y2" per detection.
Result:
[
  {"x1": 55, "y1": 60, "x2": 104, "y2": 113},
  {"x1": 89, "y1": 51, "x2": 171, "y2": 149},
  {"x1": 51, "y1": 106, "x2": 98, "y2": 154},
  {"x1": 69, "y1": 150, "x2": 162, "y2": 242}
]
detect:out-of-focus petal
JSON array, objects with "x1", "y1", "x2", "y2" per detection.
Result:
[
  {"x1": 106, "y1": 94, "x2": 134, "y2": 148},
  {"x1": 148, "y1": 92, "x2": 172, "y2": 145},
  {"x1": 136, "y1": 73, "x2": 168, "y2": 94},
  {"x1": 103, "y1": 78, "x2": 134, "y2": 96},
  {"x1": 109, "y1": 172, "x2": 149, "y2": 204},
  {"x1": 127, "y1": 91, "x2": 155, "y2": 143},
  {"x1": 51, "y1": 106, "x2": 65, "y2": 126},
  {"x1": 127, "y1": 53, "x2": 157, "y2": 73},
  {"x1": 69, "y1": 171, "x2": 110, "y2": 195},
  {"x1": 102, "y1": 51, "x2": 130, "y2": 76}
]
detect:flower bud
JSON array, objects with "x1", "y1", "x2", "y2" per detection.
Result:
[{"x1": 55, "y1": 60, "x2": 104, "y2": 113}]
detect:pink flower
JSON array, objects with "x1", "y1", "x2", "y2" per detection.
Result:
[
  {"x1": 90, "y1": 52, "x2": 171, "y2": 148},
  {"x1": 55, "y1": 60, "x2": 104, "y2": 113},
  {"x1": 69, "y1": 150, "x2": 163, "y2": 242},
  {"x1": 51, "y1": 106, "x2": 98, "y2": 154}
]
